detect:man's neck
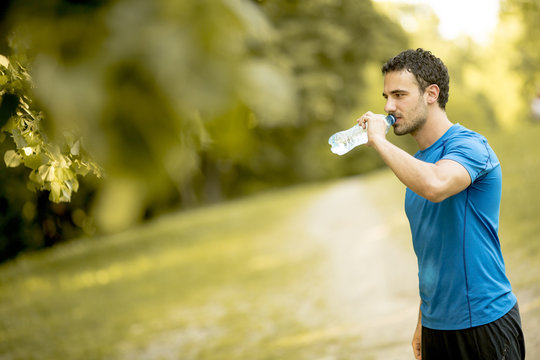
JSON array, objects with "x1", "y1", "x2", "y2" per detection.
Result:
[{"x1": 412, "y1": 108, "x2": 453, "y2": 150}]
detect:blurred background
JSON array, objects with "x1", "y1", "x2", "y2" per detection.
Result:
[
  {"x1": 0, "y1": 0, "x2": 538, "y2": 258},
  {"x1": 1, "y1": 0, "x2": 540, "y2": 358}
]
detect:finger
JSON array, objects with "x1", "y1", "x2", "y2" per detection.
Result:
[
  {"x1": 357, "y1": 115, "x2": 367, "y2": 129},
  {"x1": 412, "y1": 341, "x2": 420, "y2": 359}
]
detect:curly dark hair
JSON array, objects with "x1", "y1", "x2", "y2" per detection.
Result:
[{"x1": 381, "y1": 48, "x2": 449, "y2": 110}]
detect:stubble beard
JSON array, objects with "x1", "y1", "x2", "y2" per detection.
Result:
[{"x1": 393, "y1": 100, "x2": 428, "y2": 136}]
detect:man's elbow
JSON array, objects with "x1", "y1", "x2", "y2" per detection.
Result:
[
  {"x1": 422, "y1": 183, "x2": 449, "y2": 203},
  {"x1": 424, "y1": 193, "x2": 447, "y2": 203}
]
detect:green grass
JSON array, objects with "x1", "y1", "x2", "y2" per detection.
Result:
[{"x1": 0, "y1": 181, "x2": 357, "y2": 359}]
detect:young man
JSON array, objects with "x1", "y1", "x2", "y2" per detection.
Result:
[{"x1": 358, "y1": 48, "x2": 525, "y2": 359}]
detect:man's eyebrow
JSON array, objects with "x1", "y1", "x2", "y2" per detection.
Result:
[{"x1": 382, "y1": 89, "x2": 408, "y2": 97}]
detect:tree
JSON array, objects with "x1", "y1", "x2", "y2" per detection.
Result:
[
  {"x1": 1, "y1": 0, "x2": 407, "y2": 250},
  {"x1": 3, "y1": 0, "x2": 295, "y2": 232},
  {"x1": 230, "y1": 0, "x2": 408, "y2": 185},
  {"x1": 501, "y1": 0, "x2": 540, "y2": 104}
]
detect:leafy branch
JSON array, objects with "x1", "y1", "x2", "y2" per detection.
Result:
[{"x1": 0, "y1": 54, "x2": 102, "y2": 203}]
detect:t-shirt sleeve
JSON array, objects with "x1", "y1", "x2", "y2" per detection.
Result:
[{"x1": 441, "y1": 133, "x2": 498, "y2": 183}]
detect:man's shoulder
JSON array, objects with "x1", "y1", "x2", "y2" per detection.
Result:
[
  {"x1": 444, "y1": 124, "x2": 492, "y2": 154},
  {"x1": 448, "y1": 124, "x2": 486, "y2": 142},
  {"x1": 442, "y1": 124, "x2": 500, "y2": 179}
]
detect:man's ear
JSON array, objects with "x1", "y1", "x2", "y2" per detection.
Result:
[{"x1": 425, "y1": 84, "x2": 440, "y2": 105}]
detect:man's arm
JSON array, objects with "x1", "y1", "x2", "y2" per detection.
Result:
[
  {"x1": 360, "y1": 114, "x2": 471, "y2": 202},
  {"x1": 371, "y1": 138, "x2": 470, "y2": 202}
]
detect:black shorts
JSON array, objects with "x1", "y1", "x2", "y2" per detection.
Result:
[{"x1": 421, "y1": 303, "x2": 525, "y2": 360}]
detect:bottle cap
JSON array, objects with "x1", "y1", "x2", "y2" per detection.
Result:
[{"x1": 386, "y1": 114, "x2": 396, "y2": 125}]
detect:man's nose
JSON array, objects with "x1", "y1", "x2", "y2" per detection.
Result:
[{"x1": 384, "y1": 98, "x2": 396, "y2": 114}]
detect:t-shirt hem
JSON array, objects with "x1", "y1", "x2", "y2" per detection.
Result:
[
  {"x1": 422, "y1": 296, "x2": 517, "y2": 331},
  {"x1": 470, "y1": 296, "x2": 517, "y2": 328}
]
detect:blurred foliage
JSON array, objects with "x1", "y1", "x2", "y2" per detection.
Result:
[
  {"x1": 1, "y1": 0, "x2": 536, "y2": 262},
  {"x1": 245, "y1": 0, "x2": 408, "y2": 184},
  {"x1": 0, "y1": 0, "x2": 406, "y2": 260},
  {"x1": 0, "y1": 135, "x2": 98, "y2": 261},
  {"x1": 0, "y1": 55, "x2": 102, "y2": 203},
  {"x1": 501, "y1": 0, "x2": 540, "y2": 98}
]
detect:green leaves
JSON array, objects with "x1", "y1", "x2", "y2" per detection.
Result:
[
  {"x1": 1, "y1": 54, "x2": 102, "y2": 203},
  {"x1": 32, "y1": 163, "x2": 80, "y2": 203},
  {"x1": 4, "y1": 149, "x2": 22, "y2": 167},
  {"x1": 0, "y1": 55, "x2": 8, "y2": 68}
]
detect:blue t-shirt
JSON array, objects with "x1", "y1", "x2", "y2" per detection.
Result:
[{"x1": 405, "y1": 124, "x2": 516, "y2": 330}]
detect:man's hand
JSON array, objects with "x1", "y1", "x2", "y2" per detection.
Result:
[
  {"x1": 412, "y1": 323, "x2": 422, "y2": 359},
  {"x1": 356, "y1": 111, "x2": 389, "y2": 147},
  {"x1": 412, "y1": 302, "x2": 422, "y2": 359}
]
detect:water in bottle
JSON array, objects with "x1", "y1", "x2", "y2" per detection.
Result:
[{"x1": 328, "y1": 114, "x2": 395, "y2": 155}]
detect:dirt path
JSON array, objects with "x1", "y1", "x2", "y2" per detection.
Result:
[{"x1": 295, "y1": 173, "x2": 419, "y2": 359}]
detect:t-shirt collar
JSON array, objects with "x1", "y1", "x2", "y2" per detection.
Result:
[{"x1": 418, "y1": 123, "x2": 461, "y2": 154}]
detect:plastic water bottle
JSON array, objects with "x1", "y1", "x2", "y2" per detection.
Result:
[{"x1": 328, "y1": 115, "x2": 396, "y2": 155}]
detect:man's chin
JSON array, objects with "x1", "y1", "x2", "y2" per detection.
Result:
[{"x1": 393, "y1": 125, "x2": 408, "y2": 136}]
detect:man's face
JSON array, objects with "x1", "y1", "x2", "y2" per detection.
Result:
[{"x1": 383, "y1": 70, "x2": 428, "y2": 136}]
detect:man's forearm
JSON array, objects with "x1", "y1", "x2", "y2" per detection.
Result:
[{"x1": 371, "y1": 137, "x2": 440, "y2": 201}]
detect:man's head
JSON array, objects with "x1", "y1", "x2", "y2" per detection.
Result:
[{"x1": 382, "y1": 48, "x2": 449, "y2": 110}]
